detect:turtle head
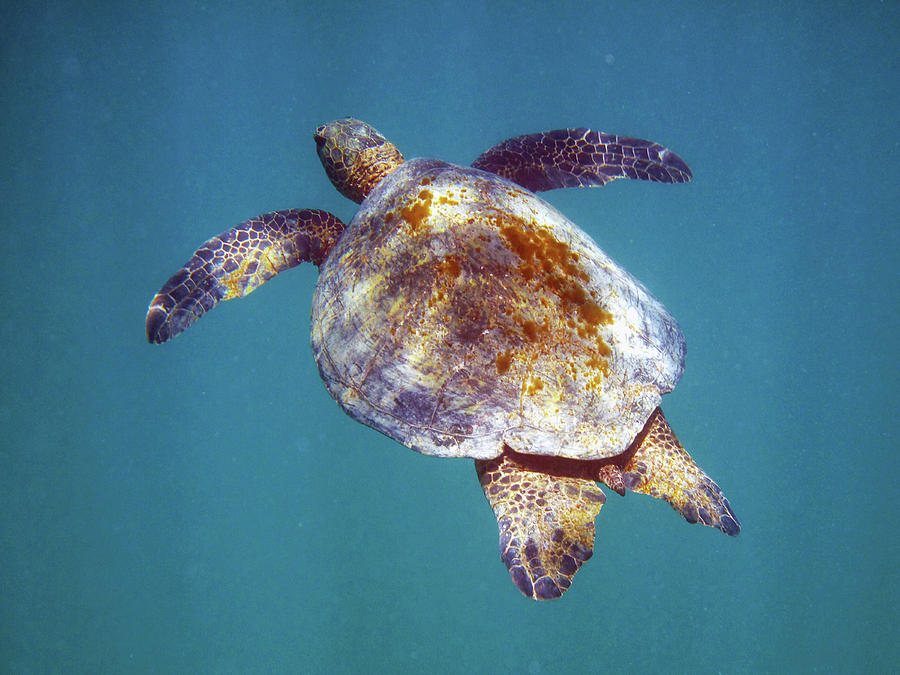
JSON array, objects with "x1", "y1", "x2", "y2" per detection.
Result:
[{"x1": 315, "y1": 118, "x2": 405, "y2": 204}]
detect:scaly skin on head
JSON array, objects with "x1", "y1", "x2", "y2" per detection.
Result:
[{"x1": 315, "y1": 118, "x2": 405, "y2": 204}]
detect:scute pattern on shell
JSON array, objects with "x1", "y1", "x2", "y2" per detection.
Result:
[{"x1": 311, "y1": 159, "x2": 686, "y2": 460}]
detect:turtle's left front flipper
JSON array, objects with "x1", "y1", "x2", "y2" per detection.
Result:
[
  {"x1": 472, "y1": 128, "x2": 692, "y2": 193},
  {"x1": 476, "y1": 448, "x2": 606, "y2": 600},
  {"x1": 620, "y1": 408, "x2": 741, "y2": 536},
  {"x1": 146, "y1": 209, "x2": 345, "y2": 343}
]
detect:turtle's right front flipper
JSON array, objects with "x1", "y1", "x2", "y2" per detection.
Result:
[
  {"x1": 472, "y1": 128, "x2": 692, "y2": 192},
  {"x1": 146, "y1": 208, "x2": 345, "y2": 343}
]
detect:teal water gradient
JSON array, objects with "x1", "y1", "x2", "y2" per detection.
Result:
[{"x1": 2, "y1": 2, "x2": 897, "y2": 672}]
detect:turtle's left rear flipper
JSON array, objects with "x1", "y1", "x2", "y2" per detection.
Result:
[
  {"x1": 146, "y1": 209, "x2": 345, "y2": 343},
  {"x1": 476, "y1": 448, "x2": 607, "y2": 600},
  {"x1": 621, "y1": 408, "x2": 741, "y2": 536}
]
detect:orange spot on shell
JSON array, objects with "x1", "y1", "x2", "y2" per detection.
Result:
[
  {"x1": 496, "y1": 350, "x2": 513, "y2": 374},
  {"x1": 438, "y1": 255, "x2": 461, "y2": 278},
  {"x1": 579, "y1": 300, "x2": 612, "y2": 327},
  {"x1": 498, "y1": 219, "x2": 613, "y2": 383},
  {"x1": 520, "y1": 319, "x2": 546, "y2": 342},
  {"x1": 526, "y1": 376, "x2": 544, "y2": 395},
  {"x1": 400, "y1": 189, "x2": 433, "y2": 233}
]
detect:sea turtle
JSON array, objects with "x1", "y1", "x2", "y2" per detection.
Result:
[{"x1": 146, "y1": 118, "x2": 740, "y2": 600}]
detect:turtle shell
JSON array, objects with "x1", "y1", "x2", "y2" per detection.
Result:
[{"x1": 311, "y1": 158, "x2": 685, "y2": 460}]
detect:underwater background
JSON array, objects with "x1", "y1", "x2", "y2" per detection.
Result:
[{"x1": 2, "y1": 1, "x2": 897, "y2": 672}]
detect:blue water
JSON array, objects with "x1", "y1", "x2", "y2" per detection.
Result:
[{"x1": 2, "y1": 2, "x2": 897, "y2": 672}]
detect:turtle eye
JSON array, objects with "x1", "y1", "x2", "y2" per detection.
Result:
[{"x1": 314, "y1": 127, "x2": 327, "y2": 149}]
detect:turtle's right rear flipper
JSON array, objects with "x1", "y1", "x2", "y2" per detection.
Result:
[
  {"x1": 620, "y1": 407, "x2": 741, "y2": 536},
  {"x1": 146, "y1": 209, "x2": 345, "y2": 343}
]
